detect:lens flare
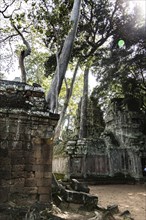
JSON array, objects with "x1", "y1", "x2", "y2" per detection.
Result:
[{"x1": 118, "y1": 39, "x2": 125, "y2": 48}]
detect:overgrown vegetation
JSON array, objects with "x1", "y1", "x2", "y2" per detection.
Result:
[{"x1": 0, "y1": 0, "x2": 145, "y2": 140}]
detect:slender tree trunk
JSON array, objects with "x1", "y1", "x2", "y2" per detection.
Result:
[
  {"x1": 55, "y1": 50, "x2": 60, "y2": 113},
  {"x1": 12, "y1": 23, "x2": 31, "y2": 83},
  {"x1": 19, "y1": 51, "x2": 26, "y2": 82},
  {"x1": 54, "y1": 61, "x2": 79, "y2": 141},
  {"x1": 46, "y1": 0, "x2": 82, "y2": 112},
  {"x1": 79, "y1": 67, "x2": 89, "y2": 139}
]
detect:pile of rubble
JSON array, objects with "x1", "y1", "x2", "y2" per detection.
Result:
[{"x1": 51, "y1": 175, "x2": 134, "y2": 220}]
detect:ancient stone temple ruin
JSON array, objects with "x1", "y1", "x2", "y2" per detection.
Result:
[
  {"x1": 53, "y1": 97, "x2": 146, "y2": 182},
  {"x1": 102, "y1": 98, "x2": 146, "y2": 180},
  {"x1": 0, "y1": 80, "x2": 59, "y2": 219}
]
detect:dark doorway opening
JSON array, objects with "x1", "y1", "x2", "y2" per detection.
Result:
[{"x1": 141, "y1": 157, "x2": 146, "y2": 176}]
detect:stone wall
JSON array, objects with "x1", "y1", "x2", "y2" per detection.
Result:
[
  {"x1": 65, "y1": 139, "x2": 109, "y2": 178},
  {"x1": 0, "y1": 80, "x2": 59, "y2": 208},
  {"x1": 102, "y1": 98, "x2": 146, "y2": 179}
]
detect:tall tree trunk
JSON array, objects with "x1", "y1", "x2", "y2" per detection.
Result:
[
  {"x1": 54, "y1": 61, "x2": 79, "y2": 141},
  {"x1": 79, "y1": 67, "x2": 89, "y2": 139},
  {"x1": 46, "y1": 0, "x2": 82, "y2": 112}
]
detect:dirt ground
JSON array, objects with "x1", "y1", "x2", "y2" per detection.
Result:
[
  {"x1": 55, "y1": 184, "x2": 146, "y2": 220},
  {"x1": 90, "y1": 184, "x2": 146, "y2": 220}
]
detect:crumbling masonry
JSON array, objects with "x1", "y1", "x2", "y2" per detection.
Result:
[
  {"x1": 0, "y1": 80, "x2": 59, "y2": 218},
  {"x1": 53, "y1": 97, "x2": 146, "y2": 182}
]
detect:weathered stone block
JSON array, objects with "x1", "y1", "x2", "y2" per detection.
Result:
[
  {"x1": 61, "y1": 189, "x2": 98, "y2": 206},
  {"x1": 32, "y1": 137, "x2": 42, "y2": 144},
  {"x1": 24, "y1": 165, "x2": 33, "y2": 172},
  {"x1": 0, "y1": 147, "x2": 8, "y2": 157},
  {"x1": 1, "y1": 179, "x2": 12, "y2": 187},
  {"x1": 0, "y1": 170, "x2": 11, "y2": 179},
  {"x1": 35, "y1": 171, "x2": 44, "y2": 178},
  {"x1": 0, "y1": 123, "x2": 7, "y2": 132},
  {"x1": 10, "y1": 186, "x2": 21, "y2": 193},
  {"x1": 24, "y1": 155, "x2": 36, "y2": 164},
  {"x1": 0, "y1": 157, "x2": 10, "y2": 165},
  {"x1": 44, "y1": 164, "x2": 52, "y2": 172},
  {"x1": 11, "y1": 141, "x2": 23, "y2": 150},
  {"x1": 36, "y1": 178, "x2": 51, "y2": 187},
  {"x1": 0, "y1": 188, "x2": 9, "y2": 203},
  {"x1": 20, "y1": 133, "x2": 31, "y2": 141},
  {"x1": 67, "y1": 141, "x2": 76, "y2": 146},
  {"x1": 32, "y1": 165, "x2": 45, "y2": 172},
  {"x1": 107, "y1": 205, "x2": 119, "y2": 215},
  {"x1": 12, "y1": 165, "x2": 25, "y2": 172},
  {"x1": 39, "y1": 194, "x2": 50, "y2": 203},
  {"x1": 23, "y1": 187, "x2": 38, "y2": 194},
  {"x1": 11, "y1": 151, "x2": 25, "y2": 165},
  {"x1": 44, "y1": 172, "x2": 52, "y2": 178},
  {"x1": 11, "y1": 178, "x2": 25, "y2": 188},
  {"x1": 11, "y1": 170, "x2": 25, "y2": 178},
  {"x1": 25, "y1": 178, "x2": 37, "y2": 187},
  {"x1": 26, "y1": 171, "x2": 35, "y2": 178},
  {"x1": 38, "y1": 187, "x2": 50, "y2": 194},
  {"x1": 71, "y1": 179, "x2": 90, "y2": 193},
  {"x1": 35, "y1": 158, "x2": 44, "y2": 164}
]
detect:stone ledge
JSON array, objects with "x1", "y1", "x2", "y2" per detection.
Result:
[{"x1": 0, "y1": 108, "x2": 59, "y2": 121}]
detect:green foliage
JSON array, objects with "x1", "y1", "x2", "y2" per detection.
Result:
[
  {"x1": 91, "y1": 4, "x2": 146, "y2": 111},
  {"x1": 25, "y1": 48, "x2": 52, "y2": 90},
  {"x1": 27, "y1": 0, "x2": 73, "y2": 77}
]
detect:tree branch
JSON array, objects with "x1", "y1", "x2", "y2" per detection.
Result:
[
  {"x1": 0, "y1": 34, "x2": 19, "y2": 43},
  {"x1": 12, "y1": 23, "x2": 31, "y2": 57},
  {"x1": 83, "y1": 0, "x2": 119, "y2": 59},
  {"x1": 0, "y1": 0, "x2": 16, "y2": 14}
]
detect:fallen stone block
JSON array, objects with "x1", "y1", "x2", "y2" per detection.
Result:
[
  {"x1": 107, "y1": 204, "x2": 119, "y2": 215},
  {"x1": 71, "y1": 178, "x2": 90, "y2": 193},
  {"x1": 61, "y1": 189, "x2": 98, "y2": 209},
  {"x1": 120, "y1": 210, "x2": 134, "y2": 219},
  {"x1": 120, "y1": 210, "x2": 131, "y2": 216}
]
